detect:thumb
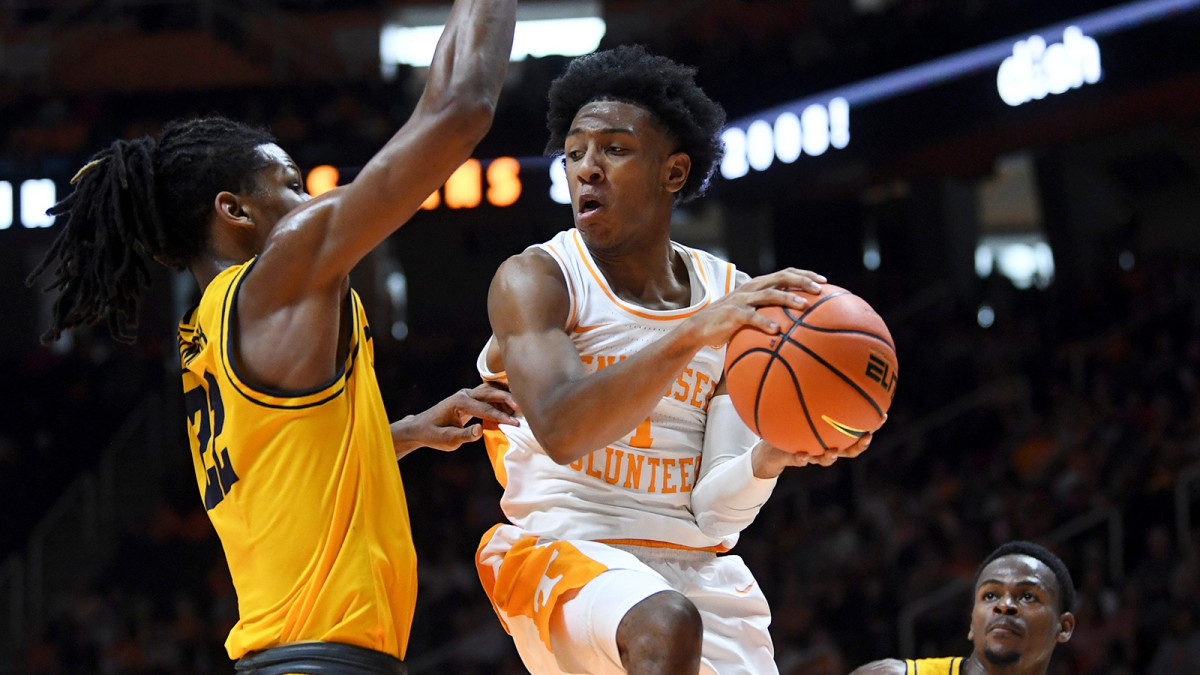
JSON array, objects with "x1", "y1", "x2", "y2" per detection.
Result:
[{"x1": 432, "y1": 423, "x2": 484, "y2": 451}]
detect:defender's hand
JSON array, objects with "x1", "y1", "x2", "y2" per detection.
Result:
[{"x1": 392, "y1": 383, "x2": 520, "y2": 458}]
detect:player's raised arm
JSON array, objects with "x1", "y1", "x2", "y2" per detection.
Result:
[{"x1": 253, "y1": 0, "x2": 517, "y2": 296}]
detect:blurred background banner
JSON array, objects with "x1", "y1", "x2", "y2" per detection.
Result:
[{"x1": 2, "y1": 1, "x2": 1199, "y2": 673}]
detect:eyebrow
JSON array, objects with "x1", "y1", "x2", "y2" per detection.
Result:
[{"x1": 565, "y1": 126, "x2": 636, "y2": 138}]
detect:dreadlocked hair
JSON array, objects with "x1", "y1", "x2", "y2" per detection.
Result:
[
  {"x1": 545, "y1": 44, "x2": 727, "y2": 204},
  {"x1": 27, "y1": 116, "x2": 277, "y2": 344}
]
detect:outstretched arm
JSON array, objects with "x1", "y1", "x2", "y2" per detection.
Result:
[
  {"x1": 237, "y1": 0, "x2": 517, "y2": 391},
  {"x1": 490, "y1": 250, "x2": 824, "y2": 464}
]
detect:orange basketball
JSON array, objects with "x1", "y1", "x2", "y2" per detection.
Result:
[{"x1": 723, "y1": 284, "x2": 898, "y2": 455}]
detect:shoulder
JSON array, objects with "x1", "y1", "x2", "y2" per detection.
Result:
[
  {"x1": 488, "y1": 247, "x2": 571, "y2": 329},
  {"x1": 492, "y1": 247, "x2": 566, "y2": 296},
  {"x1": 849, "y1": 659, "x2": 908, "y2": 675}
]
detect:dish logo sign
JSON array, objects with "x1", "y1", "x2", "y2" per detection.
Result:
[{"x1": 997, "y1": 26, "x2": 1101, "y2": 107}]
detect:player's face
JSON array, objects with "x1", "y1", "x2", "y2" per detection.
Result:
[
  {"x1": 968, "y1": 555, "x2": 1074, "y2": 669},
  {"x1": 562, "y1": 100, "x2": 688, "y2": 248},
  {"x1": 248, "y1": 143, "x2": 311, "y2": 240}
]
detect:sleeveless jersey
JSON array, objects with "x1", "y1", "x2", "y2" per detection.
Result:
[
  {"x1": 477, "y1": 228, "x2": 746, "y2": 550},
  {"x1": 903, "y1": 657, "x2": 964, "y2": 674},
  {"x1": 177, "y1": 259, "x2": 417, "y2": 660}
]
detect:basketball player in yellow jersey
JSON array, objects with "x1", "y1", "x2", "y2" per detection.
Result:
[
  {"x1": 26, "y1": 1, "x2": 517, "y2": 672},
  {"x1": 851, "y1": 541, "x2": 1076, "y2": 675},
  {"x1": 477, "y1": 46, "x2": 874, "y2": 674}
]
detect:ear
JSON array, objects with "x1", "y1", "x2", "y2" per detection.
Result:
[
  {"x1": 967, "y1": 626, "x2": 974, "y2": 642},
  {"x1": 214, "y1": 191, "x2": 255, "y2": 230},
  {"x1": 663, "y1": 152, "x2": 692, "y2": 194},
  {"x1": 1056, "y1": 612, "x2": 1075, "y2": 643}
]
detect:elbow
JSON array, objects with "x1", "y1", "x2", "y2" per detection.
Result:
[
  {"x1": 426, "y1": 91, "x2": 498, "y2": 150},
  {"x1": 528, "y1": 422, "x2": 589, "y2": 466}
]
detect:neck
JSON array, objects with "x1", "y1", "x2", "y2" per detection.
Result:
[
  {"x1": 189, "y1": 254, "x2": 246, "y2": 294},
  {"x1": 587, "y1": 230, "x2": 691, "y2": 310}
]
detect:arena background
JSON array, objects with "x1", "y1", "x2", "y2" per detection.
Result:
[{"x1": 2, "y1": 1, "x2": 1199, "y2": 673}]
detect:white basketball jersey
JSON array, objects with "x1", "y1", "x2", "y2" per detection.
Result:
[{"x1": 478, "y1": 228, "x2": 747, "y2": 550}]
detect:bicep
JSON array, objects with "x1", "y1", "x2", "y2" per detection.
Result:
[{"x1": 488, "y1": 252, "x2": 582, "y2": 418}]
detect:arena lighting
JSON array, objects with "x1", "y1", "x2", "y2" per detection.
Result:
[
  {"x1": 20, "y1": 179, "x2": 55, "y2": 228},
  {"x1": 380, "y1": 1, "x2": 604, "y2": 76},
  {"x1": 0, "y1": 181, "x2": 11, "y2": 229},
  {"x1": 719, "y1": 0, "x2": 1200, "y2": 180}
]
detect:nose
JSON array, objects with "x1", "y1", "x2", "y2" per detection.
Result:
[
  {"x1": 576, "y1": 148, "x2": 604, "y2": 184},
  {"x1": 993, "y1": 595, "x2": 1018, "y2": 615}
]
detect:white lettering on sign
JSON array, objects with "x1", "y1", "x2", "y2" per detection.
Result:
[
  {"x1": 997, "y1": 26, "x2": 1101, "y2": 107},
  {"x1": 720, "y1": 98, "x2": 850, "y2": 180}
]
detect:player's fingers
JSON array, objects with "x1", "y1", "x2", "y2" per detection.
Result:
[
  {"x1": 429, "y1": 423, "x2": 485, "y2": 451},
  {"x1": 742, "y1": 288, "x2": 811, "y2": 311},
  {"x1": 468, "y1": 383, "x2": 522, "y2": 416},
  {"x1": 804, "y1": 450, "x2": 838, "y2": 467},
  {"x1": 454, "y1": 395, "x2": 519, "y2": 426},
  {"x1": 839, "y1": 433, "x2": 872, "y2": 458},
  {"x1": 749, "y1": 268, "x2": 825, "y2": 294}
]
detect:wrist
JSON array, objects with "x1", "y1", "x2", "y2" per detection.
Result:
[
  {"x1": 751, "y1": 441, "x2": 787, "y2": 479},
  {"x1": 390, "y1": 415, "x2": 424, "y2": 458}
]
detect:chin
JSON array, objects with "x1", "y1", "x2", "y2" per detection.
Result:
[{"x1": 983, "y1": 647, "x2": 1021, "y2": 667}]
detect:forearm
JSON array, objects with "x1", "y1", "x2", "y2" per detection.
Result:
[
  {"x1": 516, "y1": 324, "x2": 708, "y2": 463},
  {"x1": 691, "y1": 396, "x2": 778, "y2": 538}
]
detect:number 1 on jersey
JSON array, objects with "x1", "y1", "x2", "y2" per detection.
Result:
[{"x1": 629, "y1": 418, "x2": 654, "y2": 449}]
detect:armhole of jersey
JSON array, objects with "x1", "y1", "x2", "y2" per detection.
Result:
[
  {"x1": 476, "y1": 335, "x2": 508, "y2": 385},
  {"x1": 219, "y1": 258, "x2": 357, "y2": 410},
  {"x1": 536, "y1": 241, "x2": 578, "y2": 331}
]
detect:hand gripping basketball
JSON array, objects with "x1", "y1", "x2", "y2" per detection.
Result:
[{"x1": 723, "y1": 284, "x2": 898, "y2": 455}]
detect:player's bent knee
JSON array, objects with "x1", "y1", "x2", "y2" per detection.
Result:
[{"x1": 616, "y1": 590, "x2": 702, "y2": 674}]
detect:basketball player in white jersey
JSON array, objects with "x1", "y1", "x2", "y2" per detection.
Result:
[{"x1": 472, "y1": 46, "x2": 876, "y2": 674}]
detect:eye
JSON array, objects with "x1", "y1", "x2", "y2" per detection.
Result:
[
  {"x1": 607, "y1": 145, "x2": 626, "y2": 154},
  {"x1": 982, "y1": 591, "x2": 997, "y2": 601},
  {"x1": 565, "y1": 149, "x2": 583, "y2": 161},
  {"x1": 1022, "y1": 591, "x2": 1038, "y2": 602}
]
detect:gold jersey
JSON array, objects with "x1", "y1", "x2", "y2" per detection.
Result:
[
  {"x1": 178, "y1": 259, "x2": 416, "y2": 660},
  {"x1": 904, "y1": 657, "x2": 964, "y2": 675}
]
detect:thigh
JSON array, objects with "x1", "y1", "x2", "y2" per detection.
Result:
[
  {"x1": 550, "y1": 564, "x2": 681, "y2": 674},
  {"x1": 478, "y1": 530, "x2": 677, "y2": 675},
  {"x1": 677, "y1": 555, "x2": 778, "y2": 675}
]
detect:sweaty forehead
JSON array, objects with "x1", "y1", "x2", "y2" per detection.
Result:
[
  {"x1": 979, "y1": 554, "x2": 1057, "y2": 593},
  {"x1": 255, "y1": 143, "x2": 298, "y2": 172},
  {"x1": 568, "y1": 100, "x2": 658, "y2": 134}
]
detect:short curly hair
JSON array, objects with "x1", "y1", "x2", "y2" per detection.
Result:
[
  {"x1": 974, "y1": 541, "x2": 1076, "y2": 613},
  {"x1": 545, "y1": 45, "x2": 727, "y2": 204}
]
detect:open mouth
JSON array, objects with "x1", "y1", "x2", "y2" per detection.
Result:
[{"x1": 579, "y1": 198, "x2": 602, "y2": 215}]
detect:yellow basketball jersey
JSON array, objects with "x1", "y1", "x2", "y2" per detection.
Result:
[
  {"x1": 905, "y1": 657, "x2": 964, "y2": 675},
  {"x1": 177, "y1": 259, "x2": 417, "y2": 660}
]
